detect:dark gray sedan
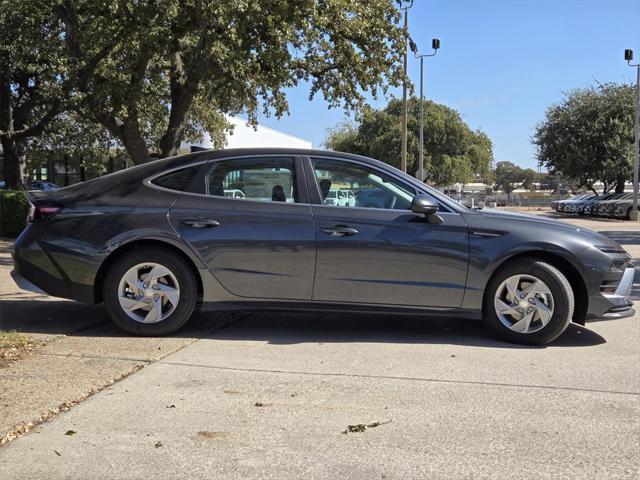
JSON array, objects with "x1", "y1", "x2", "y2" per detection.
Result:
[{"x1": 11, "y1": 149, "x2": 635, "y2": 345}]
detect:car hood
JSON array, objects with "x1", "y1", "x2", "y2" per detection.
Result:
[
  {"x1": 471, "y1": 208, "x2": 627, "y2": 251},
  {"x1": 475, "y1": 209, "x2": 587, "y2": 230},
  {"x1": 477, "y1": 208, "x2": 626, "y2": 243}
]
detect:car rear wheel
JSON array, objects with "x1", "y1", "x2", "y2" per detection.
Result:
[
  {"x1": 103, "y1": 248, "x2": 197, "y2": 336},
  {"x1": 483, "y1": 258, "x2": 574, "y2": 345}
]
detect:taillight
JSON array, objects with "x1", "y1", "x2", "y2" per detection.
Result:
[{"x1": 28, "y1": 204, "x2": 61, "y2": 222}]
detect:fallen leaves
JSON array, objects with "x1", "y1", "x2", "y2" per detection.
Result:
[
  {"x1": 0, "y1": 330, "x2": 39, "y2": 368},
  {"x1": 341, "y1": 420, "x2": 392, "y2": 434},
  {"x1": 1, "y1": 364, "x2": 145, "y2": 447},
  {"x1": 64, "y1": 430, "x2": 76, "y2": 436}
]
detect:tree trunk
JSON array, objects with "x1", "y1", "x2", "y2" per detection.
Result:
[
  {"x1": 158, "y1": 89, "x2": 195, "y2": 158},
  {"x1": 1, "y1": 136, "x2": 26, "y2": 188},
  {"x1": 118, "y1": 123, "x2": 151, "y2": 165},
  {"x1": 614, "y1": 178, "x2": 626, "y2": 193}
]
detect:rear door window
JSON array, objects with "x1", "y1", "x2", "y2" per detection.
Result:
[{"x1": 206, "y1": 157, "x2": 299, "y2": 203}]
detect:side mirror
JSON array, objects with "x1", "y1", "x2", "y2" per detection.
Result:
[{"x1": 411, "y1": 194, "x2": 438, "y2": 217}]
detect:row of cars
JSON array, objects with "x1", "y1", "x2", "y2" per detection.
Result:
[{"x1": 551, "y1": 192, "x2": 636, "y2": 219}]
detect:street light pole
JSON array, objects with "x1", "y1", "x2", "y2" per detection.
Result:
[
  {"x1": 410, "y1": 38, "x2": 440, "y2": 182},
  {"x1": 418, "y1": 55, "x2": 424, "y2": 181},
  {"x1": 399, "y1": 1, "x2": 413, "y2": 174},
  {"x1": 625, "y1": 48, "x2": 639, "y2": 221}
]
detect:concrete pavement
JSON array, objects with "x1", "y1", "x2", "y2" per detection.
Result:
[{"x1": 0, "y1": 311, "x2": 637, "y2": 479}]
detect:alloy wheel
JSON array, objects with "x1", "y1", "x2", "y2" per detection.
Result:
[
  {"x1": 117, "y1": 262, "x2": 180, "y2": 324},
  {"x1": 493, "y1": 274, "x2": 554, "y2": 334}
]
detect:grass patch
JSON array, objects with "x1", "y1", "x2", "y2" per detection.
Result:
[{"x1": 0, "y1": 330, "x2": 38, "y2": 367}]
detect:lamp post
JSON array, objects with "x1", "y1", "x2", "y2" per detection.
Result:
[
  {"x1": 625, "y1": 48, "x2": 639, "y2": 221},
  {"x1": 410, "y1": 38, "x2": 440, "y2": 182},
  {"x1": 399, "y1": 1, "x2": 413, "y2": 173}
]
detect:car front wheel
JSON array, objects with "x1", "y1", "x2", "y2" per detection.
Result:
[
  {"x1": 103, "y1": 247, "x2": 197, "y2": 336},
  {"x1": 483, "y1": 258, "x2": 574, "y2": 345}
]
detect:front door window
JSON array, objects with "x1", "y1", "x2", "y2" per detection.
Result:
[{"x1": 311, "y1": 157, "x2": 417, "y2": 210}]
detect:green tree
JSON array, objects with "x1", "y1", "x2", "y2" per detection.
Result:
[
  {"x1": 0, "y1": 1, "x2": 66, "y2": 187},
  {"x1": 493, "y1": 161, "x2": 537, "y2": 196},
  {"x1": 532, "y1": 82, "x2": 634, "y2": 193},
  {"x1": 53, "y1": 0, "x2": 406, "y2": 164},
  {"x1": 324, "y1": 97, "x2": 494, "y2": 186}
]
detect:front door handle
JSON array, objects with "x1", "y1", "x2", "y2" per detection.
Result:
[
  {"x1": 180, "y1": 217, "x2": 220, "y2": 228},
  {"x1": 321, "y1": 225, "x2": 359, "y2": 237}
]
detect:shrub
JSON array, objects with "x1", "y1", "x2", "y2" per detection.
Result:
[{"x1": 0, "y1": 190, "x2": 30, "y2": 238}]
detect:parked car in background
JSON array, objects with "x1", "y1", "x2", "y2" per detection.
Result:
[
  {"x1": 565, "y1": 193, "x2": 593, "y2": 213},
  {"x1": 11, "y1": 148, "x2": 635, "y2": 346},
  {"x1": 613, "y1": 196, "x2": 637, "y2": 220},
  {"x1": 577, "y1": 194, "x2": 611, "y2": 215},
  {"x1": 593, "y1": 193, "x2": 630, "y2": 217},
  {"x1": 554, "y1": 193, "x2": 591, "y2": 213},
  {"x1": 29, "y1": 181, "x2": 60, "y2": 192}
]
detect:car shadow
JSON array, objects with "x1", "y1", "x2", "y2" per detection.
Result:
[
  {"x1": 0, "y1": 298, "x2": 235, "y2": 339},
  {"x1": 0, "y1": 298, "x2": 606, "y2": 348},
  {"x1": 207, "y1": 311, "x2": 606, "y2": 349}
]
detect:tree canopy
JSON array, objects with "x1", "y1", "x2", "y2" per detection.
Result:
[
  {"x1": 532, "y1": 82, "x2": 635, "y2": 194},
  {"x1": 324, "y1": 97, "x2": 494, "y2": 186},
  {"x1": 0, "y1": 1, "x2": 71, "y2": 186},
  {"x1": 1, "y1": 0, "x2": 409, "y2": 186}
]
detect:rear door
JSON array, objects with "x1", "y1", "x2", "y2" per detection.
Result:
[{"x1": 168, "y1": 155, "x2": 316, "y2": 300}]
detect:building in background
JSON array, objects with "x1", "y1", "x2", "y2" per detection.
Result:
[{"x1": 191, "y1": 116, "x2": 312, "y2": 150}]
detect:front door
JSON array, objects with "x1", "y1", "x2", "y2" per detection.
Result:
[
  {"x1": 169, "y1": 155, "x2": 316, "y2": 300},
  {"x1": 308, "y1": 157, "x2": 469, "y2": 308}
]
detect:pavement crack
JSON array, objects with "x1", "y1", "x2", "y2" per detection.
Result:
[{"x1": 155, "y1": 361, "x2": 640, "y2": 397}]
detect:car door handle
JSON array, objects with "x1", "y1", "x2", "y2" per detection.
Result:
[
  {"x1": 321, "y1": 225, "x2": 359, "y2": 237},
  {"x1": 180, "y1": 218, "x2": 220, "y2": 228}
]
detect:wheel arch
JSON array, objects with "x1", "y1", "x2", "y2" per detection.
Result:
[
  {"x1": 94, "y1": 239, "x2": 204, "y2": 305},
  {"x1": 485, "y1": 250, "x2": 588, "y2": 325}
]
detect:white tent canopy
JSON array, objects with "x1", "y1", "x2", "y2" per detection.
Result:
[{"x1": 189, "y1": 116, "x2": 312, "y2": 150}]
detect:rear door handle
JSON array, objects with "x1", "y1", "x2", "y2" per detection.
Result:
[
  {"x1": 180, "y1": 217, "x2": 220, "y2": 228},
  {"x1": 321, "y1": 225, "x2": 359, "y2": 237}
]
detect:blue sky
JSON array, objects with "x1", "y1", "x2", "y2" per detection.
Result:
[{"x1": 255, "y1": 0, "x2": 640, "y2": 169}]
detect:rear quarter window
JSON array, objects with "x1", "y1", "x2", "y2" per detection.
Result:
[{"x1": 150, "y1": 165, "x2": 202, "y2": 192}]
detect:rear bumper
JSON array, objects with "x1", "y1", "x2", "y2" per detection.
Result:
[
  {"x1": 12, "y1": 226, "x2": 98, "y2": 303},
  {"x1": 10, "y1": 269, "x2": 47, "y2": 295}
]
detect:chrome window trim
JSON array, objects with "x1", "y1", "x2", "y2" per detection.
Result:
[
  {"x1": 311, "y1": 203, "x2": 462, "y2": 217},
  {"x1": 143, "y1": 154, "x2": 309, "y2": 207}
]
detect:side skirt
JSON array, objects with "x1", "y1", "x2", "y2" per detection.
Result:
[{"x1": 200, "y1": 300, "x2": 482, "y2": 320}]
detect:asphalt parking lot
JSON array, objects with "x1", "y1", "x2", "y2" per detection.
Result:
[{"x1": 0, "y1": 213, "x2": 638, "y2": 479}]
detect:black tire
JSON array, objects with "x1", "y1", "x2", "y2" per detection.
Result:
[
  {"x1": 103, "y1": 247, "x2": 198, "y2": 336},
  {"x1": 483, "y1": 258, "x2": 574, "y2": 345}
]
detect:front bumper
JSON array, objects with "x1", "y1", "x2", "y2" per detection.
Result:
[{"x1": 593, "y1": 266, "x2": 636, "y2": 319}]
